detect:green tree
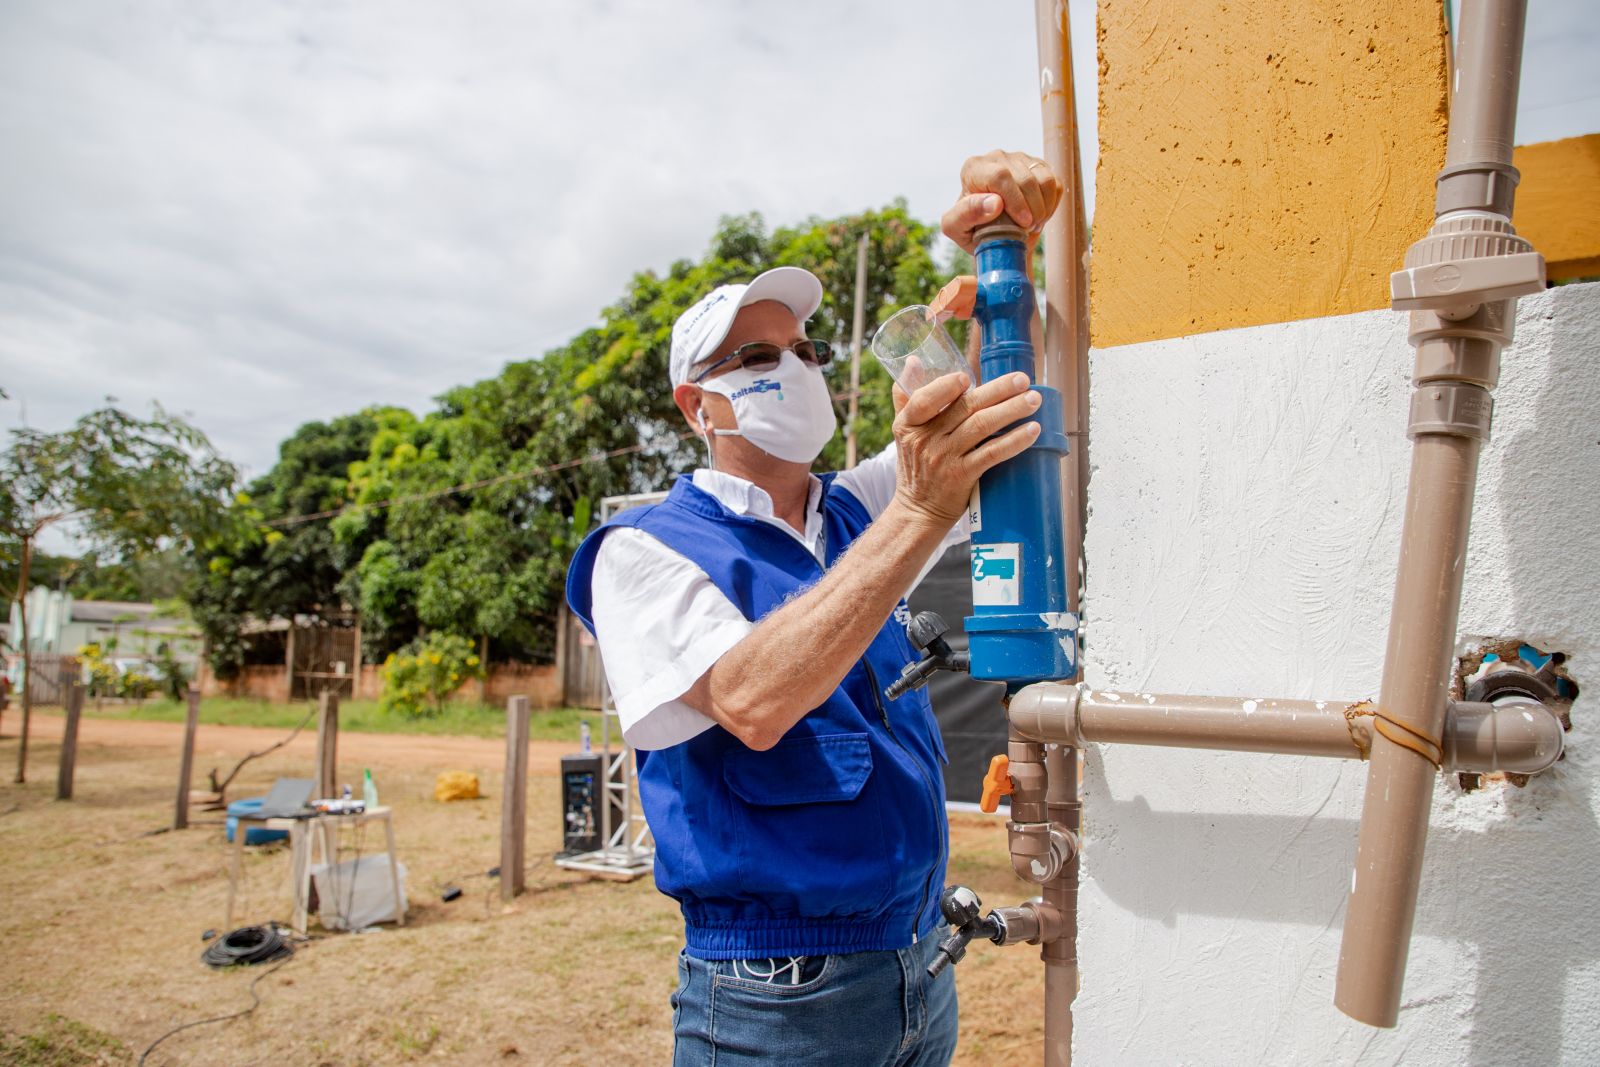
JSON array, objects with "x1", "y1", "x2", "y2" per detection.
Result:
[
  {"x1": 191, "y1": 410, "x2": 390, "y2": 680},
  {"x1": 0, "y1": 404, "x2": 236, "y2": 782},
  {"x1": 329, "y1": 206, "x2": 960, "y2": 663}
]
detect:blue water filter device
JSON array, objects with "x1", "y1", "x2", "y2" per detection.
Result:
[{"x1": 964, "y1": 223, "x2": 1077, "y2": 690}]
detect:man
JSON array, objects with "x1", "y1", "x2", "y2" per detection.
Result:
[{"x1": 566, "y1": 150, "x2": 1060, "y2": 1065}]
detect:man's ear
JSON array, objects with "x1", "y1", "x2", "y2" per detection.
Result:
[{"x1": 672, "y1": 382, "x2": 705, "y2": 432}]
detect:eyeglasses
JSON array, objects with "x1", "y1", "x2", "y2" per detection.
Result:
[{"x1": 690, "y1": 340, "x2": 833, "y2": 383}]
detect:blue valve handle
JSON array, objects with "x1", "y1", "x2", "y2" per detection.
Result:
[{"x1": 964, "y1": 224, "x2": 1077, "y2": 690}]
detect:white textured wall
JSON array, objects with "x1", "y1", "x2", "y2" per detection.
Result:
[{"x1": 1078, "y1": 283, "x2": 1599, "y2": 1066}]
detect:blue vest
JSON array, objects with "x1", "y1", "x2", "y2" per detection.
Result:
[{"x1": 566, "y1": 475, "x2": 949, "y2": 959}]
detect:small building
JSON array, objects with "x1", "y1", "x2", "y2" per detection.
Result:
[{"x1": 6, "y1": 588, "x2": 202, "y2": 665}]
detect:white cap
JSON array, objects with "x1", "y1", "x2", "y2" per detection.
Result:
[{"x1": 669, "y1": 266, "x2": 824, "y2": 387}]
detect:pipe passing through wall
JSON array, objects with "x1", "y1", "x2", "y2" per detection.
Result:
[{"x1": 1007, "y1": 685, "x2": 1566, "y2": 776}]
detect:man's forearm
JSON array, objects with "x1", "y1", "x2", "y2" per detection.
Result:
[{"x1": 692, "y1": 499, "x2": 952, "y2": 750}]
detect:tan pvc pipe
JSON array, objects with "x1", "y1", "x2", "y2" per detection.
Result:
[
  {"x1": 1337, "y1": 438, "x2": 1483, "y2": 1025},
  {"x1": 1034, "y1": 5, "x2": 1088, "y2": 1065},
  {"x1": 1008, "y1": 684, "x2": 1565, "y2": 775},
  {"x1": 1042, "y1": 743, "x2": 1080, "y2": 1067},
  {"x1": 1335, "y1": 0, "x2": 1532, "y2": 1027},
  {"x1": 1035, "y1": 0, "x2": 1089, "y2": 618}
]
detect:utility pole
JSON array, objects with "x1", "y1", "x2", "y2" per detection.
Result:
[{"x1": 844, "y1": 231, "x2": 869, "y2": 469}]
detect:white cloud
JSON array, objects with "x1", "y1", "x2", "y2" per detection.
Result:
[
  {"x1": 0, "y1": 0, "x2": 1590, "y2": 496},
  {"x1": 0, "y1": 0, "x2": 1091, "y2": 483}
]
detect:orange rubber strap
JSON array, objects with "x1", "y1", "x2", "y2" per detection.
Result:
[
  {"x1": 1343, "y1": 700, "x2": 1443, "y2": 769},
  {"x1": 980, "y1": 754, "x2": 1013, "y2": 813}
]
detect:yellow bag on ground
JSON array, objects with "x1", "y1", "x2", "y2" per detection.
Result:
[{"x1": 434, "y1": 771, "x2": 481, "y2": 802}]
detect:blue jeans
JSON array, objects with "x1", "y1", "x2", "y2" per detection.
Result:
[{"x1": 671, "y1": 933, "x2": 959, "y2": 1066}]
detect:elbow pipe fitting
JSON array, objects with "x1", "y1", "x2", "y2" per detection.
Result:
[
  {"x1": 1009, "y1": 682, "x2": 1084, "y2": 745},
  {"x1": 1445, "y1": 699, "x2": 1565, "y2": 776},
  {"x1": 1008, "y1": 820, "x2": 1078, "y2": 885}
]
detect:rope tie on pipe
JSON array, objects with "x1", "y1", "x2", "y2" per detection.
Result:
[{"x1": 1342, "y1": 701, "x2": 1443, "y2": 769}]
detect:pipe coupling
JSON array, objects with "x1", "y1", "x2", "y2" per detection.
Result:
[
  {"x1": 1433, "y1": 160, "x2": 1520, "y2": 217},
  {"x1": 1008, "y1": 821, "x2": 1078, "y2": 884},
  {"x1": 1408, "y1": 382, "x2": 1494, "y2": 441},
  {"x1": 990, "y1": 900, "x2": 1063, "y2": 947},
  {"x1": 1407, "y1": 298, "x2": 1513, "y2": 387}
]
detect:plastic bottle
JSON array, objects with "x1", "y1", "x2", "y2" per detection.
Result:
[
  {"x1": 580, "y1": 721, "x2": 592, "y2": 753},
  {"x1": 363, "y1": 768, "x2": 379, "y2": 810}
]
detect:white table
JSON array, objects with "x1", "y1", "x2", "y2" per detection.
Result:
[{"x1": 225, "y1": 805, "x2": 404, "y2": 933}]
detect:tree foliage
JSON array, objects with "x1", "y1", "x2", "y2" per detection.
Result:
[
  {"x1": 0, "y1": 405, "x2": 237, "y2": 565},
  {"x1": 191, "y1": 410, "x2": 391, "y2": 679},
  {"x1": 0, "y1": 404, "x2": 236, "y2": 780},
  {"x1": 195, "y1": 204, "x2": 960, "y2": 669}
]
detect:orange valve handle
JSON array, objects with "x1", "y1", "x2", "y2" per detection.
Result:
[{"x1": 979, "y1": 754, "x2": 1013, "y2": 813}]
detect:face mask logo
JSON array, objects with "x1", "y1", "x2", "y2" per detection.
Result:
[{"x1": 729, "y1": 379, "x2": 784, "y2": 402}]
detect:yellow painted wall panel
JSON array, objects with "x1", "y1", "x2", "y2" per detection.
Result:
[
  {"x1": 1091, "y1": 0, "x2": 1449, "y2": 348},
  {"x1": 1513, "y1": 134, "x2": 1600, "y2": 282}
]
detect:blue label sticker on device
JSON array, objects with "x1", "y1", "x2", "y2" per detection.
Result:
[{"x1": 971, "y1": 543, "x2": 1021, "y2": 606}]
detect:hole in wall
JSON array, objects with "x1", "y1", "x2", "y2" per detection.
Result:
[{"x1": 1453, "y1": 639, "x2": 1578, "y2": 792}]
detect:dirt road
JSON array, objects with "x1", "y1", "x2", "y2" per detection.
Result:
[{"x1": 16, "y1": 710, "x2": 576, "y2": 778}]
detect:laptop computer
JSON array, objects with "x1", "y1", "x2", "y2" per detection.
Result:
[{"x1": 254, "y1": 777, "x2": 317, "y2": 819}]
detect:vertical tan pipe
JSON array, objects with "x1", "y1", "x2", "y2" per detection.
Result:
[
  {"x1": 1042, "y1": 743, "x2": 1080, "y2": 1067},
  {"x1": 1035, "y1": 4, "x2": 1088, "y2": 1064},
  {"x1": 1335, "y1": 0, "x2": 1531, "y2": 1027},
  {"x1": 1445, "y1": 0, "x2": 1525, "y2": 171},
  {"x1": 1035, "y1": 0, "x2": 1089, "y2": 616}
]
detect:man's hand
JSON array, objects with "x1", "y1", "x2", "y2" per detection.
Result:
[
  {"x1": 892, "y1": 370, "x2": 1040, "y2": 528},
  {"x1": 941, "y1": 150, "x2": 1063, "y2": 255},
  {"x1": 691, "y1": 368, "x2": 1037, "y2": 749}
]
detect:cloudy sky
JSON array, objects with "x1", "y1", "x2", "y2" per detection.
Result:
[{"x1": 2, "y1": 0, "x2": 1594, "y2": 499}]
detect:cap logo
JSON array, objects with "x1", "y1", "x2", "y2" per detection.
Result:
[{"x1": 681, "y1": 290, "x2": 730, "y2": 335}]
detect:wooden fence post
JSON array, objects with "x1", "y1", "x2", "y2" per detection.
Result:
[
  {"x1": 314, "y1": 690, "x2": 339, "y2": 800},
  {"x1": 174, "y1": 684, "x2": 200, "y2": 829},
  {"x1": 501, "y1": 695, "x2": 530, "y2": 901},
  {"x1": 56, "y1": 683, "x2": 84, "y2": 801}
]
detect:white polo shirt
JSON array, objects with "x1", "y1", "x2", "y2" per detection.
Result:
[{"x1": 588, "y1": 443, "x2": 969, "y2": 751}]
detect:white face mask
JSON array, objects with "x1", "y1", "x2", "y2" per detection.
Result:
[{"x1": 696, "y1": 351, "x2": 837, "y2": 465}]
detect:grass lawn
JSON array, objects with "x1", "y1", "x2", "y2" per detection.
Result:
[{"x1": 82, "y1": 695, "x2": 601, "y2": 742}]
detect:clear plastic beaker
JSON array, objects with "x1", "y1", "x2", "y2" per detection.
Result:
[{"x1": 869, "y1": 305, "x2": 974, "y2": 394}]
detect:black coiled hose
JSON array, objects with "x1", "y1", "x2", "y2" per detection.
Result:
[
  {"x1": 200, "y1": 924, "x2": 293, "y2": 969},
  {"x1": 138, "y1": 926, "x2": 296, "y2": 1065}
]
